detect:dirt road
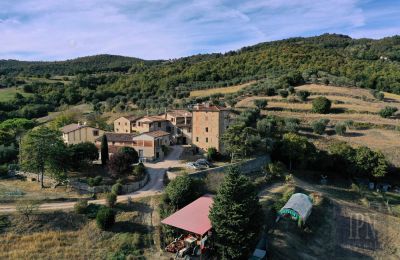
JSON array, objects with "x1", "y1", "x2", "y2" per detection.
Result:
[{"x1": 0, "y1": 145, "x2": 184, "y2": 213}]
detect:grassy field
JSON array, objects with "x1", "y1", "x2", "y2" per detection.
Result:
[
  {"x1": 0, "y1": 87, "x2": 33, "y2": 102},
  {"x1": 189, "y1": 81, "x2": 255, "y2": 97},
  {"x1": 0, "y1": 196, "x2": 160, "y2": 259}
]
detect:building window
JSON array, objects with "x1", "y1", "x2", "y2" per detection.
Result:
[
  {"x1": 158, "y1": 122, "x2": 161, "y2": 127},
  {"x1": 206, "y1": 137, "x2": 208, "y2": 143},
  {"x1": 93, "y1": 130, "x2": 99, "y2": 136},
  {"x1": 205, "y1": 127, "x2": 208, "y2": 132},
  {"x1": 112, "y1": 141, "x2": 115, "y2": 145},
  {"x1": 118, "y1": 122, "x2": 120, "y2": 125},
  {"x1": 188, "y1": 128, "x2": 191, "y2": 133},
  {"x1": 126, "y1": 130, "x2": 128, "y2": 133},
  {"x1": 125, "y1": 122, "x2": 127, "y2": 126},
  {"x1": 196, "y1": 137, "x2": 199, "y2": 142}
]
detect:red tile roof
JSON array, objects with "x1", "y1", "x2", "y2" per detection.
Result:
[
  {"x1": 193, "y1": 104, "x2": 229, "y2": 112},
  {"x1": 61, "y1": 123, "x2": 83, "y2": 133},
  {"x1": 96, "y1": 133, "x2": 139, "y2": 142},
  {"x1": 143, "y1": 130, "x2": 170, "y2": 138},
  {"x1": 161, "y1": 195, "x2": 213, "y2": 235}
]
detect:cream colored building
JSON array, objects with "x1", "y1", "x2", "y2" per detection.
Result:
[
  {"x1": 114, "y1": 116, "x2": 140, "y2": 133},
  {"x1": 95, "y1": 130, "x2": 170, "y2": 161},
  {"x1": 164, "y1": 110, "x2": 192, "y2": 144},
  {"x1": 61, "y1": 123, "x2": 105, "y2": 145},
  {"x1": 192, "y1": 104, "x2": 230, "y2": 152}
]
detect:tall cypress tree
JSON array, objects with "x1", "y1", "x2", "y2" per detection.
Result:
[
  {"x1": 209, "y1": 167, "x2": 263, "y2": 259},
  {"x1": 100, "y1": 134, "x2": 109, "y2": 166}
]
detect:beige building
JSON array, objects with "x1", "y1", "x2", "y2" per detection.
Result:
[
  {"x1": 192, "y1": 104, "x2": 230, "y2": 152},
  {"x1": 114, "y1": 116, "x2": 140, "y2": 133},
  {"x1": 61, "y1": 123, "x2": 105, "y2": 145},
  {"x1": 164, "y1": 110, "x2": 192, "y2": 144},
  {"x1": 96, "y1": 130, "x2": 170, "y2": 161}
]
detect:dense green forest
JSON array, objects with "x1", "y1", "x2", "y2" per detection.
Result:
[{"x1": 0, "y1": 33, "x2": 399, "y2": 120}]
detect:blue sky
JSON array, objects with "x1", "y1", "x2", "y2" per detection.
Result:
[{"x1": 0, "y1": 0, "x2": 399, "y2": 61}]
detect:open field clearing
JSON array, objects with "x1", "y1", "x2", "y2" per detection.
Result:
[
  {"x1": 0, "y1": 197, "x2": 159, "y2": 259},
  {"x1": 265, "y1": 110, "x2": 400, "y2": 126},
  {"x1": 37, "y1": 103, "x2": 93, "y2": 124},
  {"x1": 258, "y1": 178, "x2": 400, "y2": 259},
  {"x1": 0, "y1": 179, "x2": 87, "y2": 204},
  {"x1": 296, "y1": 84, "x2": 376, "y2": 99},
  {"x1": 0, "y1": 87, "x2": 33, "y2": 102},
  {"x1": 189, "y1": 81, "x2": 255, "y2": 97}
]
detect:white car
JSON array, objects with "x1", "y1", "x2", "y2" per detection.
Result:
[
  {"x1": 186, "y1": 162, "x2": 201, "y2": 169},
  {"x1": 195, "y1": 159, "x2": 210, "y2": 168}
]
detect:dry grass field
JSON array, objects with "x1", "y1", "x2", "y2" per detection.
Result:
[
  {"x1": 189, "y1": 81, "x2": 255, "y2": 97},
  {"x1": 0, "y1": 196, "x2": 160, "y2": 259}
]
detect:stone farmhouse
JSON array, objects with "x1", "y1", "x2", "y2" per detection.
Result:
[
  {"x1": 61, "y1": 122, "x2": 105, "y2": 145},
  {"x1": 95, "y1": 130, "x2": 170, "y2": 161}
]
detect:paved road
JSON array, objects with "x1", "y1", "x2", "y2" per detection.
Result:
[{"x1": 0, "y1": 145, "x2": 184, "y2": 213}]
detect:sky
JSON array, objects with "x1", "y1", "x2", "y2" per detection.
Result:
[{"x1": 0, "y1": 0, "x2": 399, "y2": 61}]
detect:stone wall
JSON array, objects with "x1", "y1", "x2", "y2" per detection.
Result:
[
  {"x1": 168, "y1": 155, "x2": 270, "y2": 180},
  {"x1": 69, "y1": 174, "x2": 149, "y2": 194}
]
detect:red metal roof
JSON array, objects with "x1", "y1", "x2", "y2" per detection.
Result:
[{"x1": 161, "y1": 195, "x2": 214, "y2": 235}]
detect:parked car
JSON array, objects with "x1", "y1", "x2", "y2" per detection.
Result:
[
  {"x1": 195, "y1": 159, "x2": 211, "y2": 167},
  {"x1": 186, "y1": 162, "x2": 201, "y2": 170}
]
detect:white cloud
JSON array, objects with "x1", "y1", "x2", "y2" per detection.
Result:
[{"x1": 0, "y1": 0, "x2": 398, "y2": 61}]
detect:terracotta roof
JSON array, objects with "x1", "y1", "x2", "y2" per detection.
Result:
[
  {"x1": 142, "y1": 130, "x2": 170, "y2": 138},
  {"x1": 167, "y1": 110, "x2": 192, "y2": 118},
  {"x1": 193, "y1": 104, "x2": 229, "y2": 112},
  {"x1": 161, "y1": 195, "x2": 214, "y2": 235},
  {"x1": 96, "y1": 133, "x2": 139, "y2": 142},
  {"x1": 119, "y1": 115, "x2": 141, "y2": 122},
  {"x1": 61, "y1": 123, "x2": 83, "y2": 133},
  {"x1": 140, "y1": 116, "x2": 168, "y2": 123}
]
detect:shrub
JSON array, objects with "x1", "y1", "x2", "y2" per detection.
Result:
[
  {"x1": 335, "y1": 122, "x2": 347, "y2": 136},
  {"x1": 296, "y1": 90, "x2": 310, "y2": 101},
  {"x1": 312, "y1": 96, "x2": 331, "y2": 114},
  {"x1": 379, "y1": 106, "x2": 398, "y2": 118},
  {"x1": 284, "y1": 118, "x2": 300, "y2": 133},
  {"x1": 118, "y1": 147, "x2": 139, "y2": 164},
  {"x1": 96, "y1": 206, "x2": 116, "y2": 230},
  {"x1": 88, "y1": 176, "x2": 103, "y2": 187},
  {"x1": 74, "y1": 199, "x2": 88, "y2": 214},
  {"x1": 109, "y1": 152, "x2": 134, "y2": 176},
  {"x1": 106, "y1": 192, "x2": 117, "y2": 207},
  {"x1": 265, "y1": 161, "x2": 286, "y2": 179},
  {"x1": 253, "y1": 99, "x2": 268, "y2": 109},
  {"x1": 288, "y1": 86, "x2": 295, "y2": 94},
  {"x1": 279, "y1": 89, "x2": 289, "y2": 98},
  {"x1": 265, "y1": 87, "x2": 276, "y2": 96},
  {"x1": 311, "y1": 119, "x2": 330, "y2": 135},
  {"x1": 0, "y1": 164, "x2": 8, "y2": 177},
  {"x1": 207, "y1": 147, "x2": 218, "y2": 161},
  {"x1": 132, "y1": 163, "x2": 146, "y2": 180},
  {"x1": 111, "y1": 183, "x2": 123, "y2": 195}
]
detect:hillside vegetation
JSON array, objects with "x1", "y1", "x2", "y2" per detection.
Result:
[{"x1": 0, "y1": 34, "x2": 399, "y2": 121}]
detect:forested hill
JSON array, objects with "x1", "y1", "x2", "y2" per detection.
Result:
[
  {"x1": 0, "y1": 54, "x2": 160, "y2": 75},
  {"x1": 0, "y1": 34, "x2": 399, "y2": 120}
]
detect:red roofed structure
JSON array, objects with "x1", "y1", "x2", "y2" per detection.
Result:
[{"x1": 161, "y1": 195, "x2": 214, "y2": 236}]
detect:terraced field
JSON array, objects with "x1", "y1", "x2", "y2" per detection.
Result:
[{"x1": 236, "y1": 84, "x2": 400, "y2": 166}]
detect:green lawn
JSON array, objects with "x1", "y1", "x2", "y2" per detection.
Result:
[{"x1": 0, "y1": 87, "x2": 33, "y2": 102}]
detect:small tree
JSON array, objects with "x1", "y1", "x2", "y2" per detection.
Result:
[
  {"x1": 279, "y1": 89, "x2": 289, "y2": 98},
  {"x1": 379, "y1": 106, "x2": 398, "y2": 118},
  {"x1": 296, "y1": 90, "x2": 310, "y2": 101},
  {"x1": 74, "y1": 199, "x2": 88, "y2": 214},
  {"x1": 209, "y1": 167, "x2": 263, "y2": 259},
  {"x1": 68, "y1": 142, "x2": 99, "y2": 169},
  {"x1": 335, "y1": 122, "x2": 347, "y2": 136},
  {"x1": 311, "y1": 119, "x2": 330, "y2": 135},
  {"x1": 119, "y1": 146, "x2": 139, "y2": 164},
  {"x1": 96, "y1": 206, "x2": 116, "y2": 230},
  {"x1": 111, "y1": 183, "x2": 123, "y2": 195},
  {"x1": 16, "y1": 200, "x2": 40, "y2": 220},
  {"x1": 100, "y1": 134, "x2": 109, "y2": 166},
  {"x1": 106, "y1": 192, "x2": 117, "y2": 207},
  {"x1": 108, "y1": 152, "x2": 134, "y2": 176},
  {"x1": 165, "y1": 174, "x2": 203, "y2": 210},
  {"x1": 288, "y1": 86, "x2": 295, "y2": 94},
  {"x1": 207, "y1": 147, "x2": 218, "y2": 161},
  {"x1": 284, "y1": 118, "x2": 300, "y2": 133},
  {"x1": 132, "y1": 163, "x2": 146, "y2": 180},
  {"x1": 253, "y1": 99, "x2": 268, "y2": 110},
  {"x1": 312, "y1": 96, "x2": 331, "y2": 114}
]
